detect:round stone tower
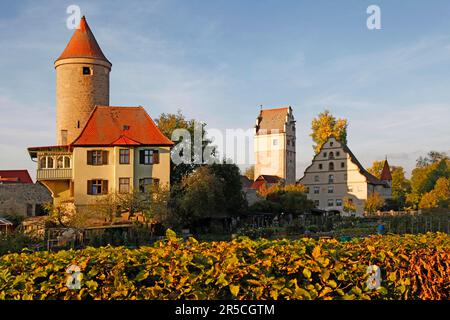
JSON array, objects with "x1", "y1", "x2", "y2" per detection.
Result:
[{"x1": 55, "y1": 16, "x2": 111, "y2": 145}]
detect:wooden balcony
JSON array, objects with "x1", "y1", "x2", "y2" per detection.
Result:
[{"x1": 36, "y1": 168, "x2": 72, "y2": 180}]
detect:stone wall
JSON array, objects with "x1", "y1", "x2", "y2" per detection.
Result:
[
  {"x1": 55, "y1": 57, "x2": 111, "y2": 145},
  {"x1": 0, "y1": 183, "x2": 52, "y2": 218}
]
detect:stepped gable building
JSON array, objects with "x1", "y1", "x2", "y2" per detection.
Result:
[
  {"x1": 298, "y1": 136, "x2": 392, "y2": 216},
  {"x1": 27, "y1": 17, "x2": 173, "y2": 211},
  {"x1": 254, "y1": 107, "x2": 296, "y2": 185}
]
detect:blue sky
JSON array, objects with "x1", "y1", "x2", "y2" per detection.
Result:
[{"x1": 0, "y1": 0, "x2": 449, "y2": 179}]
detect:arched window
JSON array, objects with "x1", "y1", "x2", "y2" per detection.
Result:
[
  {"x1": 329, "y1": 152, "x2": 334, "y2": 159},
  {"x1": 329, "y1": 162, "x2": 334, "y2": 171}
]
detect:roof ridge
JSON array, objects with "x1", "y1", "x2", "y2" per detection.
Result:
[{"x1": 261, "y1": 107, "x2": 289, "y2": 112}]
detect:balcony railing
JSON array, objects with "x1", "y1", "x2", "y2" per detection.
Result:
[{"x1": 37, "y1": 169, "x2": 72, "y2": 180}]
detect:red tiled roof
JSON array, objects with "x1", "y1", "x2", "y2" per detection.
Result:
[
  {"x1": 111, "y1": 135, "x2": 141, "y2": 146},
  {"x1": 72, "y1": 106, "x2": 174, "y2": 146},
  {"x1": 250, "y1": 175, "x2": 282, "y2": 190},
  {"x1": 256, "y1": 107, "x2": 290, "y2": 134},
  {"x1": 56, "y1": 16, "x2": 110, "y2": 64},
  {"x1": 0, "y1": 170, "x2": 33, "y2": 184},
  {"x1": 240, "y1": 175, "x2": 253, "y2": 189},
  {"x1": 250, "y1": 180, "x2": 265, "y2": 190},
  {"x1": 380, "y1": 159, "x2": 392, "y2": 181}
]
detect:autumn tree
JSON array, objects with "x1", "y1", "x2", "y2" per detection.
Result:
[
  {"x1": 244, "y1": 165, "x2": 255, "y2": 180},
  {"x1": 407, "y1": 154, "x2": 450, "y2": 208},
  {"x1": 364, "y1": 192, "x2": 385, "y2": 215},
  {"x1": 416, "y1": 151, "x2": 448, "y2": 167},
  {"x1": 419, "y1": 177, "x2": 450, "y2": 209},
  {"x1": 367, "y1": 160, "x2": 411, "y2": 209},
  {"x1": 209, "y1": 161, "x2": 247, "y2": 215},
  {"x1": 343, "y1": 197, "x2": 356, "y2": 215},
  {"x1": 172, "y1": 166, "x2": 226, "y2": 227},
  {"x1": 167, "y1": 162, "x2": 246, "y2": 228},
  {"x1": 155, "y1": 110, "x2": 216, "y2": 184},
  {"x1": 254, "y1": 184, "x2": 314, "y2": 215},
  {"x1": 310, "y1": 110, "x2": 348, "y2": 153}
]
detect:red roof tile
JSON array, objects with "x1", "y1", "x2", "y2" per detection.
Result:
[
  {"x1": 256, "y1": 107, "x2": 290, "y2": 134},
  {"x1": 250, "y1": 175, "x2": 282, "y2": 190},
  {"x1": 56, "y1": 16, "x2": 110, "y2": 64},
  {"x1": 72, "y1": 106, "x2": 174, "y2": 146},
  {"x1": 111, "y1": 135, "x2": 141, "y2": 146},
  {"x1": 0, "y1": 170, "x2": 33, "y2": 184},
  {"x1": 380, "y1": 159, "x2": 392, "y2": 181}
]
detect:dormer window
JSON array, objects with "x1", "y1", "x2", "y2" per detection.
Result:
[{"x1": 82, "y1": 67, "x2": 92, "y2": 75}]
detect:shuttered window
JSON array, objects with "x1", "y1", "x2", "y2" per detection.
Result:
[
  {"x1": 139, "y1": 149, "x2": 159, "y2": 165},
  {"x1": 87, "y1": 150, "x2": 108, "y2": 165},
  {"x1": 87, "y1": 179, "x2": 108, "y2": 195}
]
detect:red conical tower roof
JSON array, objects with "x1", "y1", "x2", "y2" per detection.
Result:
[
  {"x1": 56, "y1": 16, "x2": 110, "y2": 63},
  {"x1": 380, "y1": 159, "x2": 392, "y2": 181}
]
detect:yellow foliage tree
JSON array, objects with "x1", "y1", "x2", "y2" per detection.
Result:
[
  {"x1": 310, "y1": 110, "x2": 348, "y2": 153},
  {"x1": 419, "y1": 177, "x2": 450, "y2": 209},
  {"x1": 364, "y1": 192, "x2": 385, "y2": 215}
]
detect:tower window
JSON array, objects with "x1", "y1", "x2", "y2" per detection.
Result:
[
  {"x1": 77, "y1": 120, "x2": 80, "y2": 128},
  {"x1": 82, "y1": 67, "x2": 92, "y2": 75},
  {"x1": 123, "y1": 125, "x2": 130, "y2": 131}
]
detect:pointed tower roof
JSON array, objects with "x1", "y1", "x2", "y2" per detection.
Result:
[
  {"x1": 56, "y1": 16, "x2": 110, "y2": 64},
  {"x1": 380, "y1": 159, "x2": 392, "y2": 181}
]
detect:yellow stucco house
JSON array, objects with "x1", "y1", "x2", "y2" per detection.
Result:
[{"x1": 27, "y1": 17, "x2": 173, "y2": 212}]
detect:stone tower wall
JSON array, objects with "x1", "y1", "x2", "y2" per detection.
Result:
[{"x1": 55, "y1": 57, "x2": 111, "y2": 145}]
